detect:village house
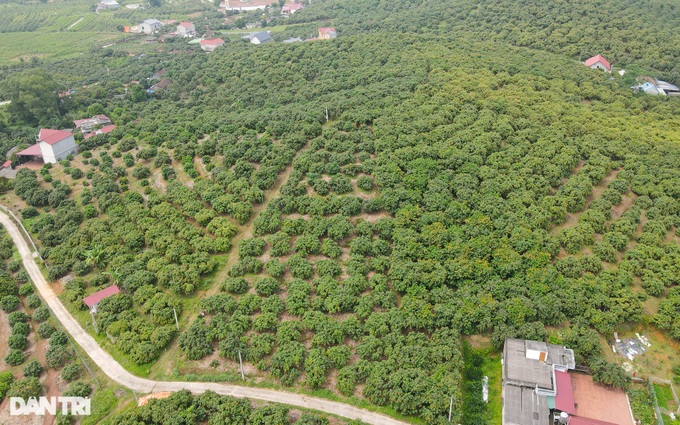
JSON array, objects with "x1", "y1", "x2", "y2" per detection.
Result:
[
  {"x1": 199, "y1": 38, "x2": 225, "y2": 52},
  {"x1": 281, "y1": 3, "x2": 304, "y2": 15},
  {"x1": 222, "y1": 0, "x2": 277, "y2": 11},
  {"x1": 95, "y1": 0, "x2": 119, "y2": 12},
  {"x1": 177, "y1": 21, "x2": 196, "y2": 37},
  {"x1": 84, "y1": 124, "x2": 116, "y2": 139},
  {"x1": 502, "y1": 338, "x2": 635, "y2": 425},
  {"x1": 16, "y1": 129, "x2": 78, "y2": 164},
  {"x1": 73, "y1": 115, "x2": 112, "y2": 134},
  {"x1": 318, "y1": 27, "x2": 337, "y2": 39},
  {"x1": 584, "y1": 54, "x2": 611, "y2": 72},
  {"x1": 242, "y1": 31, "x2": 273, "y2": 44},
  {"x1": 83, "y1": 285, "x2": 121, "y2": 314},
  {"x1": 140, "y1": 19, "x2": 162, "y2": 34}
]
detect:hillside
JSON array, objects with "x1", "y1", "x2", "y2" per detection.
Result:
[{"x1": 0, "y1": 0, "x2": 680, "y2": 424}]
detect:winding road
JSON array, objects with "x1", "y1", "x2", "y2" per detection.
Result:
[{"x1": 0, "y1": 210, "x2": 410, "y2": 425}]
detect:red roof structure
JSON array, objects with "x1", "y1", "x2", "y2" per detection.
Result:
[
  {"x1": 567, "y1": 416, "x2": 619, "y2": 425},
  {"x1": 83, "y1": 285, "x2": 121, "y2": 308},
  {"x1": 84, "y1": 124, "x2": 116, "y2": 139},
  {"x1": 554, "y1": 370, "x2": 576, "y2": 414},
  {"x1": 584, "y1": 54, "x2": 611, "y2": 71},
  {"x1": 16, "y1": 144, "x2": 42, "y2": 157},
  {"x1": 38, "y1": 129, "x2": 73, "y2": 145},
  {"x1": 319, "y1": 27, "x2": 336, "y2": 34},
  {"x1": 200, "y1": 38, "x2": 224, "y2": 45},
  {"x1": 1, "y1": 160, "x2": 11, "y2": 169},
  {"x1": 178, "y1": 21, "x2": 193, "y2": 28}
]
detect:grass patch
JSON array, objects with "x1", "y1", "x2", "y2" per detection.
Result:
[{"x1": 629, "y1": 383, "x2": 657, "y2": 425}]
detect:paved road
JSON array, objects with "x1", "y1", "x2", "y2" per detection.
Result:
[{"x1": 0, "y1": 211, "x2": 410, "y2": 425}]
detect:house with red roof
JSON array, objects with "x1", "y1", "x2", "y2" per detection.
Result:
[
  {"x1": 318, "y1": 27, "x2": 337, "y2": 39},
  {"x1": 502, "y1": 339, "x2": 635, "y2": 425},
  {"x1": 84, "y1": 124, "x2": 116, "y2": 139},
  {"x1": 281, "y1": 3, "x2": 303, "y2": 15},
  {"x1": 584, "y1": 54, "x2": 611, "y2": 72},
  {"x1": 83, "y1": 285, "x2": 121, "y2": 313},
  {"x1": 16, "y1": 129, "x2": 77, "y2": 164},
  {"x1": 74, "y1": 114, "x2": 112, "y2": 134},
  {"x1": 200, "y1": 38, "x2": 225, "y2": 52},
  {"x1": 177, "y1": 21, "x2": 196, "y2": 37}
]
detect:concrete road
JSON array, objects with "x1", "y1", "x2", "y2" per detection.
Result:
[{"x1": 0, "y1": 211, "x2": 411, "y2": 425}]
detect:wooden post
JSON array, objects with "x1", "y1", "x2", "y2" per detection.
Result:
[
  {"x1": 238, "y1": 349, "x2": 245, "y2": 381},
  {"x1": 173, "y1": 307, "x2": 179, "y2": 330}
]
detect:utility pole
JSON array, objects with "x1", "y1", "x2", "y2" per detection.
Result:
[
  {"x1": 173, "y1": 307, "x2": 179, "y2": 330},
  {"x1": 325, "y1": 106, "x2": 329, "y2": 122},
  {"x1": 448, "y1": 394, "x2": 453, "y2": 422},
  {"x1": 238, "y1": 349, "x2": 245, "y2": 380}
]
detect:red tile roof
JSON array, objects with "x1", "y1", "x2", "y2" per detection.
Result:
[
  {"x1": 84, "y1": 124, "x2": 116, "y2": 139},
  {"x1": 38, "y1": 129, "x2": 73, "y2": 145},
  {"x1": 319, "y1": 27, "x2": 336, "y2": 34},
  {"x1": 568, "y1": 416, "x2": 619, "y2": 425},
  {"x1": 584, "y1": 54, "x2": 611, "y2": 71},
  {"x1": 16, "y1": 144, "x2": 42, "y2": 157},
  {"x1": 83, "y1": 285, "x2": 121, "y2": 308},
  {"x1": 200, "y1": 38, "x2": 224, "y2": 45},
  {"x1": 1, "y1": 160, "x2": 11, "y2": 169},
  {"x1": 554, "y1": 370, "x2": 576, "y2": 414},
  {"x1": 178, "y1": 21, "x2": 193, "y2": 28}
]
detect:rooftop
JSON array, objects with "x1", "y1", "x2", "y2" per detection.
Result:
[
  {"x1": 571, "y1": 373, "x2": 635, "y2": 425},
  {"x1": 503, "y1": 385, "x2": 549, "y2": 425},
  {"x1": 83, "y1": 285, "x2": 121, "y2": 308},
  {"x1": 200, "y1": 38, "x2": 224, "y2": 45},
  {"x1": 584, "y1": 54, "x2": 611, "y2": 70},
  {"x1": 38, "y1": 128, "x2": 73, "y2": 145},
  {"x1": 178, "y1": 21, "x2": 193, "y2": 28},
  {"x1": 504, "y1": 338, "x2": 554, "y2": 390}
]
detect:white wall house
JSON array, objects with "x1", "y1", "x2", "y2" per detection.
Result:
[
  {"x1": 140, "y1": 19, "x2": 162, "y2": 34},
  {"x1": 37, "y1": 129, "x2": 77, "y2": 163},
  {"x1": 584, "y1": 54, "x2": 611, "y2": 72},
  {"x1": 177, "y1": 21, "x2": 195, "y2": 37}
]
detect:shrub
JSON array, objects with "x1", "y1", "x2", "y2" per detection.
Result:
[
  {"x1": 26, "y1": 294, "x2": 41, "y2": 308},
  {"x1": 49, "y1": 332, "x2": 69, "y2": 346},
  {"x1": 8, "y1": 311, "x2": 29, "y2": 326},
  {"x1": 8, "y1": 335, "x2": 28, "y2": 350},
  {"x1": 64, "y1": 381, "x2": 91, "y2": 398},
  {"x1": 7, "y1": 377, "x2": 42, "y2": 399},
  {"x1": 223, "y1": 277, "x2": 248, "y2": 294},
  {"x1": 4, "y1": 349, "x2": 25, "y2": 366},
  {"x1": 12, "y1": 322, "x2": 30, "y2": 337},
  {"x1": 37, "y1": 322, "x2": 55, "y2": 338},
  {"x1": 46, "y1": 345, "x2": 71, "y2": 369},
  {"x1": 0, "y1": 295, "x2": 20, "y2": 312},
  {"x1": 32, "y1": 306, "x2": 50, "y2": 322},
  {"x1": 21, "y1": 207, "x2": 39, "y2": 219},
  {"x1": 22, "y1": 360, "x2": 44, "y2": 378},
  {"x1": 61, "y1": 363, "x2": 80, "y2": 382},
  {"x1": 0, "y1": 371, "x2": 14, "y2": 400},
  {"x1": 18, "y1": 284, "x2": 33, "y2": 296}
]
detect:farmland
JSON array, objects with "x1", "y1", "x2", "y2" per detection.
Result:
[{"x1": 0, "y1": 0, "x2": 212, "y2": 63}]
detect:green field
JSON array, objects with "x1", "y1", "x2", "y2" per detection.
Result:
[{"x1": 0, "y1": 0, "x2": 211, "y2": 63}]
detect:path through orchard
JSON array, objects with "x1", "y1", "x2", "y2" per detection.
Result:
[{"x1": 0, "y1": 210, "x2": 411, "y2": 425}]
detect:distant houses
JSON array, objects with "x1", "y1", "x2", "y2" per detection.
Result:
[
  {"x1": 222, "y1": 0, "x2": 278, "y2": 11},
  {"x1": 281, "y1": 3, "x2": 304, "y2": 15},
  {"x1": 140, "y1": 19, "x2": 162, "y2": 34},
  {"x1": 242, "y1": 31, "x2": 273, "y2": 44},
  {"x1": 95, "y1": 0, "x2": 119, "y2": 13},
  {"x1": 73, "y1": 115, "x2": 113, "y2": 137},
  {"x1": 177, "y1": 21, "x2": 196, "y2": 37},
  {"x1": 633, "y1": 78, "x2": 680, "y2": 96},
  {"x1": 318, "y1": 27, "x2": 337, "y2": 39},
  {"x1": 200, "y1": 38, "x2": 225, "y2": 52},
  {"x1": 584, "y1": 54, "x2": 611, "y2": 72},
  {"x1": 16, "y1": 129, "x2": 78, "y2": 164}
]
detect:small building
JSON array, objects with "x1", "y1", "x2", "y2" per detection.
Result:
[
  {"x1": 245, "y1": 22, "x2": 261, "y2": 30},
  {"x1": 657, "y1": 80, "x2": 680, "y2": 96},
  {"x1": 281, "y1": 3, "x2": 304, "y2": 15},
  {"x1": 16, "y1": 129, "x2": 77, "y2": 164},
  {"x1": 74, "y1": 115, "x2": 112, "y2": 134},
  {"x1": 584, "y1": 54, "x2": 611, "y2": 72},
  {"x1": 177, "y1": 21, "x2": 195, "y2": 37},
  {"x1": 318, "y1": 27, "x2": 337, "y2": 39},
  {"x1": 140, "y1": 19, "x2": 162, "y2": 34},
  {"x1": 84, "y1": 124, "x2": 116, "y2": 139},
  {"x1": 149, "y1": 69, "x2": 167, "y2": 81},
  {"x1": 283, "y1": 37, "x2": 303, "y2": 43},
  {"x1": 83, "y1": 285, "x2": 121, "y2": 314},
  {"x1": 95, "y1": 0, "x2": 119, "y2": 12},
  {"x1": 199, "y1": 38, "x2": 225, "y2": 52},
  {"x1": 502, "y1": 338, "x2": 634, "y2": 425},
  {"x1": 242, "y1": 31, "x2": 272, "y2": 44},
  {"x1": 151, "y1": 78, "x2": 172, "y2": 91}
]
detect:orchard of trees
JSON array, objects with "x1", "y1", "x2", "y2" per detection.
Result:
[{"x1": 0, "y1": 0, "x2": 678, "y2": 424}]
